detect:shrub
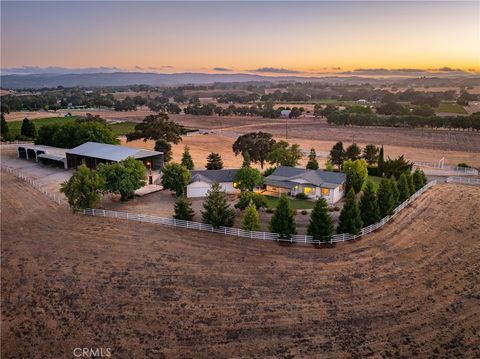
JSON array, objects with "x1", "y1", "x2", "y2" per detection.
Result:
[
  {"x1": 295, "y1": 192, "x2": 308, "y2": 200},
  {"x1": 301, "y1": 210, "x2": 308, "y2": 215},
  {"x1": 266, "y1": 208, "x2": 274, "y2": 213},
  {"x1": 235, "y1": 191, "x2": 267, "y2": 210},
  {"x1": 242, "y1": 200, "x2": 260, "y2": 231}
]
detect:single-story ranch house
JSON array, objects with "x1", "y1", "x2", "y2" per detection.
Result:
[
  {"x1": 187, "y1": 169, "x2": 240, "y2": 198},
  {"x1": 17, "y1": 142, "x2": 164, "y2": 170},
  {"x1": 264, "y1": 166, "x2": 346, "y2": 204}
]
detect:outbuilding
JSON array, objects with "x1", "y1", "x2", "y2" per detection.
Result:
[
  {"x1": 187, "y1": 169, "x2": 240, "y2": 198},
  {"x1": 66, "y1": 142, "x2": 163, "y2": 170}
]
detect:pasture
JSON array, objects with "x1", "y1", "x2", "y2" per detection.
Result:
[{"x1": 2, "y1": 172, "x2": 479, "y2": 358}]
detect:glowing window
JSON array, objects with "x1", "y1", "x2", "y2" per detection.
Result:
[
  {"x1": 304, "y1": 187, "x2": 312, "y2": 194},
  {"x1": 321, "y1": 188, "x2": 329, "y2": 196}
]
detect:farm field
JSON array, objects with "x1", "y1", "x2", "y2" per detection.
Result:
[
  {"x1": 1, "y1": 173, "x2": 479, "y2": 358},
  {"x1": 435, "y1": 102, "x2": 468, "y2": 114}
]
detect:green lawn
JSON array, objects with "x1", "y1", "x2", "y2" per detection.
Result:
[
  {"x1": 364, "y1": 175, "x2": 382, "y2": 191},
  {"x1": 108, "y1": 122, "x2": 137, "y2": 137},
  {"x1": 435, "y1": 102, "x2": 467, "y2": 114},
  {"x1": 264, "y1": 195, "x2": 315, "y2": 210},
  {"x1": 6, "y1": 116, "x2": 79, "y2": 137}
]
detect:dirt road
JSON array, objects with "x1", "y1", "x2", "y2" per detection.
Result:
[{"x1": 1, "y1": 172, "x2": 479, "y2": 358}]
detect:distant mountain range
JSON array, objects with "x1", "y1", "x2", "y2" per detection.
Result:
[{"x1": 1, "y1": 71, "x2": 478, "y2": 89}]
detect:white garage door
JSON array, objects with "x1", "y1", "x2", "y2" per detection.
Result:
[{"x1": 187, "y1": 184, "x2": 210, "y2": 198}]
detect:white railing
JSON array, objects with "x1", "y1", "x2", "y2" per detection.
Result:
[
  {"x1": 80, "y1": 181, "x2": 436, "y2": 245},
  {"x1": 1, "y1": 165, "x2": 67, "y2": 206},
  {"x1": 413, "y1": 161, "x2": 478, "y2": 176},
  {"x1": 1, "y1": 163, "x2": 436, "y2": 245},
  {"x1": 446, "y1": 176, "x2": 480, "y2": 185}
]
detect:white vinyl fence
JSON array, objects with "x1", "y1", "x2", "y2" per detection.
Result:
[
  {"x1": 446, "y1": 176, "x2": 480, "y2": 185},
  {"x1": 413, "y1": 161, "x2": 478, "y2": 176},
  {"x1": 1, "y1": 165, "x2": 67, "y2": 205},
  {"x1": 81, "y1": 181, "x2": 437, "y2": 245},
  {"x1": 1, "y1": 163, "x2": 436, "y2": 245}
]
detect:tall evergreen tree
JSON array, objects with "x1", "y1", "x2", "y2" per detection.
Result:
[
  {"x1": 306, "y1": 148, "x2": 319, "y2": 170},
  {"x1": 205, "y1": 152, "x2": 224, "y2": 170},
  {"x1": 154, "y1": 139, "x2": 172, "y2": 162},
  {"x1": 269, "y1": 194, "x2": 296, "y2": 239},
  {"x1": 337, "y1": 188, "x2": 363, "y2": 235},
  {"x1": 378, "y1": 178, "x2": 395, "y2": 217},
  {"x1": 378, "y1": 146, "x2": 385, "y2": 176},
  {"x1": 413, "y1": 169, "x2": 427, "y2": 190},
  {"x1": 390, "y1": 176, "x2": 400, "y2": 206},
  {"x1": 362, "y1": 144, "x2": 379, "y2": 165},
  {"x1": 397, "y1": 173, "x2": 410, "y2": 203},
  {"x1": 407, "y1": 173, "x2": 415, "y2": 194},
  {"x1": 359, "y1": 182, "x2": 381, "y2": 226},
  {"x1": 1, "y1": 112, "x2": 9, "y2": 138},
  {"x1": 242, "y1": 200, "x2": 260, "y2": 231},
  {"x1": 329, "y1": 141, "x2": 346, "y2": 169},
  {"x1": 201, "y1": 182, "x2": 235, "y2": 228},
  {"x1": 307, "y1": 197, "x2": 334, "y2": 243},
  {"x1": 174, "y1": 194, "x2": 195, "y2": 221},
  {"x1": 20, "y1": 117, "x2": 36, "y2": 138},
  {"x1": 181, "y1": 145, "x2": 194, "y2": 170}
]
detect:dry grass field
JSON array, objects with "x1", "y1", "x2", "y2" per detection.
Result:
[{"x1": 2, "y1": 173, "x2": 479, "y2": 358}]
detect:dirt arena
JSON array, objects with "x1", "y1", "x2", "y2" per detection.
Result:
[{"x1": 1, "y1": 172, "x2": 479, "y2": 358}]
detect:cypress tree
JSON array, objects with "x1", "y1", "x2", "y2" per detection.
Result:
[
  {"x1": 378, "y1": 146, "x2": 385, "y2": 176},
  {"x1": 1, "y1": 112, "x2": 9, "y2": 138},
  {"x1": 413, "y1": 169, "x2": 427, "y2": 190},
  {"x1": 242, "y1": 200, "x2": 260, "y2": 231},
  {"x1": 337, "y1": 188, "x2": 363, "y2": 235},
  {"x1": 205, "y1": 152, "x2": 224, "y2": 170},
  {"x1": 174, "y1": 194, "x2": 195, "y2": 221},
  {"x1": 378, "y1": 178, "x2": 395, "y2": 217},
  {"x1": 306, "y1": 148, "x2": 319, "y2": 170},
  {"x1": 307, "y1": 197, "x2": 334, "y2": 243},
  {"x1": 397, "y1": 173, "x2": 410, "y2": 203},
  {"x1": 202, "y1": 182, "x2": 235, "y2": 228},
  {"x1": 269, "y1": 194, "x2": 296, "y2": 239},
  {"x1": 181, "y1": 145, "x2": 195, "y2": 170},
  {"x1": 407, "y1": 173, "x2": 415, "y2": 194},
  {"x1": 20, "y1": 117, "x2": 36, "y2": 138},
  {"x1": 329, "y1": 141, "x2": 346, "y2": 169},
  {"x1": 390, "y1": 176, "x2": 400, "y2": 206},
  {"x1": 360, "y1": 182, "x2": 381, "y2": 226}
]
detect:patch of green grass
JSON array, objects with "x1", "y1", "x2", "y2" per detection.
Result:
[
  {"x1": 108, "y1": 122, "x2": 137, "y2": 137},
  {"x1": 7, "y1": 116, "x2": 79, "y2": 137},
  {"x1": 264, "y1": 195, "x2": 315, "y2": 210},
  {"x1": 435, "y1": 102, "x2": 467, "y2": 114},
  {"x1": 364, "y1": 175, "x2": 382, "y2": 192}
]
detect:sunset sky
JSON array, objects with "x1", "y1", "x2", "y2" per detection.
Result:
[{"x1": 1, "y1": 1, "x2": 479, "y2": 75}]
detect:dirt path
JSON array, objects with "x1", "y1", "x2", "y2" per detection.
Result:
[{"x1": 1, "y1": 173, "x2": 479, "y2": 358}]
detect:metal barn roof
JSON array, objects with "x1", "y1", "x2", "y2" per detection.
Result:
[{"x1": 66, "y1": 142, "x2": 162, "y2": 162}]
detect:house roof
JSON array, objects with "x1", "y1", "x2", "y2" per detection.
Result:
[
  {"x1": 66, "y1": 142, "x2": 162, "y2": 162},
  {"x1": 265, "y1": 166, "x2": 345, "y2": 189},
  {"x1": 190, "y1": 169, "x2": 238, "y2": 184}
]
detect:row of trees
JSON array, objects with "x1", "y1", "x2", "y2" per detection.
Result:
[
  {"x1": 325, "y1": 111, "x2": 480, "y2": 131},
  {"x1": 36, "y1": 116, "x2": 118, "y2": 148},
  {"x1": 61, "y1": 158, "x2": 147, "y2": 210}
]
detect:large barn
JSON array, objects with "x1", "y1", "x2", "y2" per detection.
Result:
[{"x1": 17, "y1": 142, "x2": 164, "y2": 170}]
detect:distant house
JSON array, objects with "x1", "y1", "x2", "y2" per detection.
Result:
[
  {"x1": 264, "y1": 166, "x2": 346, "y2": 204},
  {"x1": 280, "y1": 109, "x2": 291, "y2": 118},
  {"x1": 187, "y1": 169, "x2": 240, "y2": 198}
]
